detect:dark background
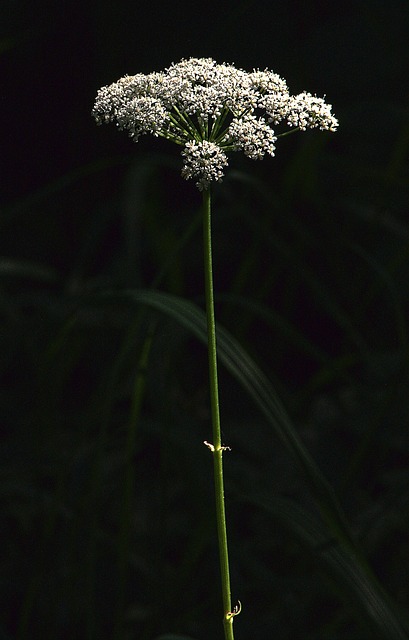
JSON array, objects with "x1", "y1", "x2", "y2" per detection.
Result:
[{"x1": 1, "y1": 1, "x2": 408, "y2": 639}]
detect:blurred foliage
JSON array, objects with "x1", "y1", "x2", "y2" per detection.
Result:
[{"x1": 1, "y1": 1, "x2": 409, "y2": 639}]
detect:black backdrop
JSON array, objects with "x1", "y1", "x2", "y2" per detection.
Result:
[
  {"x1": 2, "y1": 1, "x2": 409, "y2": 639},
  {"x1": 4, "y1": 0, "x2": 408, "y2": 199}
]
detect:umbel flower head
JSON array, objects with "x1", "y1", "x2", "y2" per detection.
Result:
[{"x1": 92, "y1": 57, "x2": 338, "y2": 190}]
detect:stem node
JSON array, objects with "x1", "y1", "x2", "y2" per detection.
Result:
[
  {"x1": 204, "y1": 440, "x2": 231, "y2": 453},
  {"x1": 226, "y1": 601, "x2": 242, "y2": 620}
]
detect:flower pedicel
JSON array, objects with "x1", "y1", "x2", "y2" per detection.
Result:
[{"x1": 92, "y1": 57, "x2": 338, "y2": 190}]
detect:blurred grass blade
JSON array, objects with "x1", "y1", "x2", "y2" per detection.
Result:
[
  {"x1": 0, "y1": 259, "x2": 59, "y2": 283},
  {"x1": 95, "y1": 289, "x2": 352, "y2": 545},
  {"x1": 244, "y1": 493, "x2": 409, "y2": 640},
  {"x1": 91, "y1": 289, "x2": 408, "y2": 640},
  {"x1": 217, "y1": 292, "x2": 328, "y2": 364}
]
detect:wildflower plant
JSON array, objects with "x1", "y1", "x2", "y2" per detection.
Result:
[{"x1": 93, "y1": 57, "x2": 338, "y2": 640}]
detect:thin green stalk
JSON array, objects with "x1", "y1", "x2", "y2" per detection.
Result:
[{"x1": 202, "y1": 188, "x2": 236, "y2": 640}]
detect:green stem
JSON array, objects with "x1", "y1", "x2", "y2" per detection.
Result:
[{"x1": 202, "y1": 188, "x2": 236, "y2": 640}]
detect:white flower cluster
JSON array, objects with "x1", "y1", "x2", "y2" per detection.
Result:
[
  {"x1": 93, "y1": 57, "x2": 338, "y2": 190},
  {"x1": 181, "y1": 141, "x2": 229, "y2": 191},
  {"x1": 228, "y1": 115, "x2": 277, "y2": 160}
]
